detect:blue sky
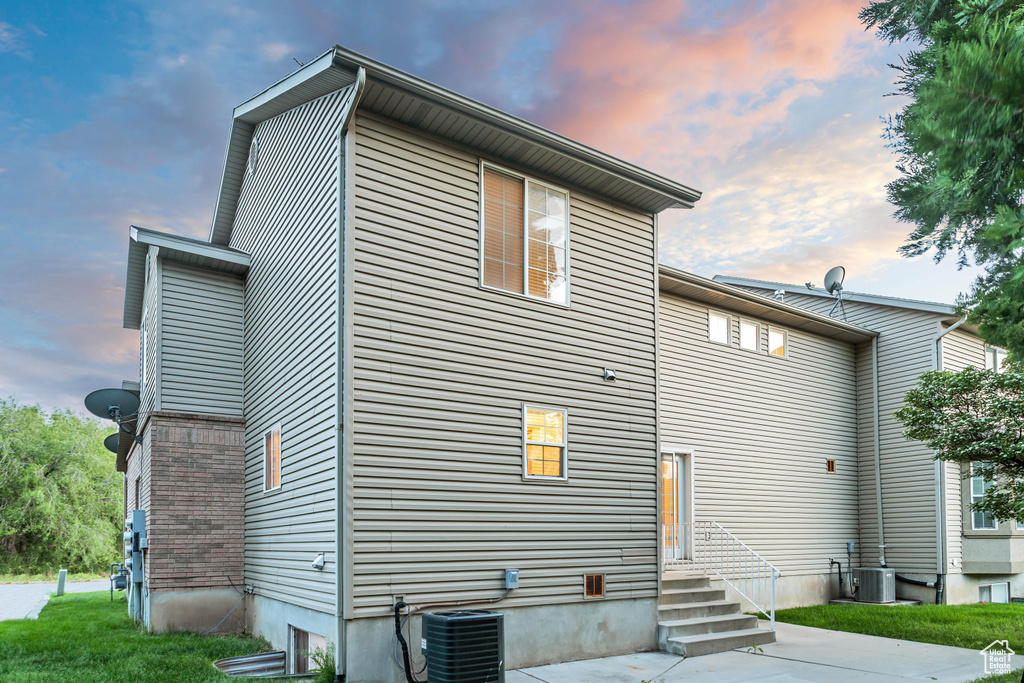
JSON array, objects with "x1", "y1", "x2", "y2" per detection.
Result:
[{"x1": 0, "y1": 0, "x2": 981, "y2": 411}]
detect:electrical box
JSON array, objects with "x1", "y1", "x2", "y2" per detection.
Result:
[
  {"x1": 124, "y1": 509, "x2": 146, "y2": 584},
  {"x1": 504, "y1": 569, "x2": 519, "y2": 590},
  {"x1": 424, "y1": 610, "x2": 504, "y2": 683},
  {"x1": 853, "y1": 567, "x2": 895, "y2": 603}
]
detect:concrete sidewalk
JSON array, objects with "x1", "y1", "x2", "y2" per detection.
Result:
[
  {"x1": 509, "y1": 622, "x2": 1009, "y2": 682},
  {"x1": 0, "y1": 580, "x2": 110, "y2": 621}
]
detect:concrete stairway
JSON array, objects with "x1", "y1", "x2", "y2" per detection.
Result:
[{"x1": 658, "y1": 572, "x2": 776, "y2": 657}]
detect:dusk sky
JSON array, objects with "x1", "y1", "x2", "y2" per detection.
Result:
[{"x1": 0, "y1": 0, "x2": 982, "y2": 412}]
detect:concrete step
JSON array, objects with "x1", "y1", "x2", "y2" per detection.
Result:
[
  {"x1": 658, "y1": 600, "x2": 741, "y2": 621},
  {"x1": 659, "y1": 613, "x2": 760, "y2": 641},
  {"x1": 658, "y1": 587, "x2": 725, "y2": 605},
  {"x1": 661, "y1": 576, "x2": 711, "y2": 591},
  {"x1": 662, "y1": 570, "x2": 705, "y2": 581},
  {"x1": 663, "y1": 626, "x2": 776, "y2": 657}
]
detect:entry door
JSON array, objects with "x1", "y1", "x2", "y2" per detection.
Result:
[{"x1": 660, "y1": 452, "x2": 689, "y2": 560}]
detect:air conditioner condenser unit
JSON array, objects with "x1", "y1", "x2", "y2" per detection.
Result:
[{"x1": 853, "y1": 567, "x2": 895, "y2": 603}]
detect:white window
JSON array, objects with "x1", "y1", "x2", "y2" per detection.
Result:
[
  {"x1": 481, "y1": 164, "x2": 569, "y2": 305},
  {"x1": 768, "y1": 328, "x2": 787, "y2": 358},
  {"x1": 970, "y1": 462, "x2": 996, "y2": 530},
  {"x1": 708, "y1": 311, "x2": 730, "y2": 345},
  {"x1": 985, "y1": 347, "x2": 1008, "y2": 373},
  {"x1": 264, "y1": 425, "x2": 281, "y2": 492},
  {"x1": 523, "y1": 406, "x2": 567, "y2": 480},
  {"x1": 979, "y1": 583, "x2": 1009, "y2": 604},
  {"x1": 739, "y1": 320, "x2": 759, "y2": 351}
]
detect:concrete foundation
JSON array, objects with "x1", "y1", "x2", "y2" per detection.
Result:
[
  {"x1": 342, "y1": 598, "x2": 658, "y2": 683},
  {"x1": 146, "y1": 589, "x2": 246, "y2": 633},
  {"x1": 710, "y1": 572, "x2": 845, "y2": 611},
  {"x1": 248, "y1": 594, "x2": 337, "y2": 675}
]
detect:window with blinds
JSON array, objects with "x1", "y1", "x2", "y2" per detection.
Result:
[
  {"x1": 523, "y1": 405, "x2": 567, "y2": 480},
  {"x1": 264, "y1": 425, "x2": 281, "y2": 492},
  {"x1": 482, "y1": 165, "x2": 569, "y2": 305}
]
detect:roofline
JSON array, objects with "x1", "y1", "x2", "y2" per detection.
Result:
[
  {"x1": 130, "y1": 226, "x2": 251, "y2": 267},
  {"x1": 660, "y1": 265, "x2": 877, "y2": 342},
  {"x1": 712, "y1": 275, "x2": 957, "y2": 316}
]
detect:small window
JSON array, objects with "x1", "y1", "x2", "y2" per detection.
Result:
[
  {"x1": 970, "y1": 462, "x2": 996, "y2": 530},
  {"x1": 481, "y1": 164, "x2": 569, "y2": 305},
  {"x1": 985, "y1": 347, "x2": 1008, "y2": 373},
  {"x1": 826, "y1": 459, "x2": 836, "y2": 474},
  {"x1": 264, "y1": 426, "x2": 282, "y2": 491},
  {"x1": 768, "y1": 328, "x2": 787, "y2": 358},
  {"x1": 739, "y1": 320, "x2": 759, "y2": 351},
  {"x1": 584, "y1": 574, "x2": 605, "y2": 598},
  {"x1": 292, "y1": 627, "x2": 327, "y2": 674},
  {"x1": 979, "y1": 583, "x2": 1009, "y2": 604},
  {"x1": 708, "y1": 311, "x2": 730, "y2": 345},
  {"x1": 523, "y1": 406, "x2": 567, "y2": 480}
]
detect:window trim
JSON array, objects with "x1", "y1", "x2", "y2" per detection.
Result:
[
  {"x1": 985, "y1": 346, "x2": 1008, "y2": 373},
  {"x1": 970, "y1": 462, "x2": 997, "y2": 530},
  {"x1": 522, "y1": 404, "x2": 569, "y2": 482},
  {"x1": 738, "y1": 319, "x2": 760, "y2": 352},
  {"x1": 979, "y1": 582, "x2": 1010, "y2": 604},
  {"x1": 707, "y1": 310, "x2": 732, "y2": 346},
  {"x1": 767, "y1": 327, "x2": 788, "y2": 359},
  {"x1": 263, "y1": 424, "x2": 282, "y2": 493},
  {"x1": 478, "y1": 160, "x2": 572, "y2": 308}
]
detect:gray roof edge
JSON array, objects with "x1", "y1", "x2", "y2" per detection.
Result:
[
  {"x1": 661, "y1": 265, "x2": 877, "y2": 340},
  {"x1": 131, "y1": 226, "x2": 251, "y2": 265},
  {"x1": 713, "y1": 275, "x2": 956, "y2": 316}
]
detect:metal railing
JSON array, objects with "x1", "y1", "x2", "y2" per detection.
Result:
[{"x1": 663, "y1": 521, "x2": 781, "y2": 629}]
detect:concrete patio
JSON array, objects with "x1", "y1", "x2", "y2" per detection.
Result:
[{"x1": 508, "y1": 622, "x2": 1012, "y2": 682}]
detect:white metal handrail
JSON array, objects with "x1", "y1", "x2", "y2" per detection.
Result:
[{"x1": 663, "y1": 521, "x2": 781, "y2": 629}]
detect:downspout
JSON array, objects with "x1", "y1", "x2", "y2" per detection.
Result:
[
  {"x1": 872, "y1": 336, "x2": 886, "y2": 567},
  {"x1": 929, "y1": 314, "x2": 967, "y2": 604},
  {"x1": 335, "y1": 66, "x2": 366, "y2": 681}
]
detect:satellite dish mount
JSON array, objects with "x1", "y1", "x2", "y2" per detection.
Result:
[
  {"x1": 824, "y1": 266, "x2": 847, "y2": 321},
  {"x1": 84, "y1": 389, "x2": 143, "y2": 446}
]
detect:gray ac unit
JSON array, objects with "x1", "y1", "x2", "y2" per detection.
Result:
[
  {"x1": 853, "y1": 567, "x2": 895, "y2": 603},
  {"x1": 424, "y1": 609, "x2": 504, "y2": 683}
]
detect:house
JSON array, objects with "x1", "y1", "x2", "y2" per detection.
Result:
[
  {"x1": 714, "y1": 275, "x2": 1023, "y2": 605},
  {"x1": 106, "y1": 45, "x2": 715, "y2": 680}
]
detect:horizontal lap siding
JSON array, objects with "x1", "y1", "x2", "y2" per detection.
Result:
[
  {"x1": 351, "y1": 113, "x2": 658, "y2": 617},
  {"x1": 159, "y1": 261, "x2": 244, "y2": 416},
  {"x1": 737, "y1": 287, "x2": 944, "y2": 572},
  {"x1": 659, "y1": 294, "x2": 861, "y2": 575},
  {"x1": 941, "y1": 328, "x2": 986, "y2": 574},
  {"x1": 230, "y1": 87, "x2": 353, "y2": 613}
]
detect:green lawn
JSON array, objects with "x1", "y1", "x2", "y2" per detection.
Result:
[
  {"x1": 0, "y1": 571, "x2": 108, "y2": 584},
  {"x1": 0, "y1": 592, "x2": 271, "y2": 682}
]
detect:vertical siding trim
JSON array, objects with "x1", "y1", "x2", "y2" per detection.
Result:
[
  {"x1": 154, "y1": 249, "x2": 164, "y2": 413},
  {"x1": 652, "y1": 212, "x2": 662, "y2": 598},
  {"x1": 341, "y1": 121, "x2": 357, "y2": 624},
  {"x1": 871, "y1": 335, "x2": 885, "y2": 565}
]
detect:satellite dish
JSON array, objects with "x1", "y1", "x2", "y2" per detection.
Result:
[
  {"x1": 824, "y1": 266, "x2": 846, "y2": 296},
  {"x1": 84, "y1": 388, "x2": 140, "y2": 421},
  {"x1": 104, "y1": 433, "x2": 120, "y2": 454}
]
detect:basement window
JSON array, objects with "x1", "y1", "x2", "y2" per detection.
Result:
[
  {"x1": 523, "y1": 406, "x2": 567, "y2": 480},
  {"x1": 584, "y1": 574, "x2": 605, "y2": 598},
  {"x1": 292, "y1": 627, "x2": 327, "y2": 674},
  {"x1": 264, "y1": 425, "x2": 281, "y2": 492},
  {"x1": 979, "y1": 583, "x2": 1009, "y2": 604}
]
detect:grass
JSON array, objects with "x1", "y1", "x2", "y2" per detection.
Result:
[
  {"x1": 0, "y1": 571, "x2": 109, "y2": 584},
  {"x1": 0, "y1": 591, "x2": 271, "y2": 682},
  {"x1": 772, "y1": 602, "x2": 1024, "y2": 653}
]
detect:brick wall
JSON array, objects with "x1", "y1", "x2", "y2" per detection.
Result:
[{"x1": 141, "y1": 411, "x2": 246, "y2": 592}]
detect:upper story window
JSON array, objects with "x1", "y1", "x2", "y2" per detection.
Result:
[
  {"x1": 768, "y1": 328, "x2": 787, "y2": 358},
  {"x1": 264, "y1": 425, "x2": 281, "y2": 492},
  {"x1": 481, "y1": 164, "x2": 569, "y2": 306},
  {"x1": 708, "y1": 311, "x2": 730, "y2": 345},
  {"x1": 970, "y1": 462, "x2": 996, "y2": 530},
  {"x1": 985, "y1": 346, "x2": 1008, "y2": 373},
  {"x1": 739, "y1": 320, "x2": 759, "y2": 351},
  {"x1": 523, "y1": 405, "x2": 567, "y2": 480}
]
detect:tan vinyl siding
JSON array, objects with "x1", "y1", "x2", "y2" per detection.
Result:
[
  {"x1": 229, "y1": 87, "x2": 353, "y2": 613},
  {"x1": 737, "y1": 287, "x2": 946, "y2": 572},
  {"x1": 350, "y1": 112, "x2": 659, "y2": 618},
  {"x1": 159, "y1": 261, "x2": 244, "y2": 416},
  {"x1": 940, "y1": 327, "x2": 987, "y2": 574},
  {"x1": 658, "y1": 293, "x2": 861, "y2": 575}
]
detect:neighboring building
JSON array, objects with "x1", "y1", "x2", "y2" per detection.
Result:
[{"x1": 715, "y1": 275, "x2": 1023, "y2": 605}]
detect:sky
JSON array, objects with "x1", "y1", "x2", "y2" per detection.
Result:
[{"x1": 0, "y1": 0, "x2": 983, "y2": 412}]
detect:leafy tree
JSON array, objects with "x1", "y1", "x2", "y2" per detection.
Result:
[
  {"x1": 0, "y1": 399, "x2": 123, "y2": 573},
  {"x1": 895, "y1": 365, "x2": 1024, "y2": 523},
  {"x1": 861, "y1": 0, "x2": 1024, "y2": 354}
]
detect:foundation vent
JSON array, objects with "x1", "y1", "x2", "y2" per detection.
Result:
[
  {"x1": 584, "y1": 574, "x2": 605, "y2": 598},
  {"x1": 826, "y1": 459, "x2": 836, "y2": 474}
]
